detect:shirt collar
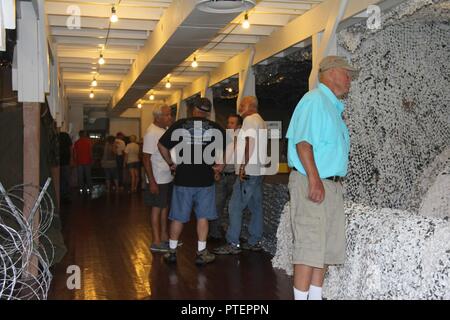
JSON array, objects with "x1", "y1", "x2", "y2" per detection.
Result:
[{"x1": 318, "y1": 83, "x2": 345, "y2": 113}]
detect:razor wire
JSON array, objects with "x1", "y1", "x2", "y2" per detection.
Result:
[{"x1": 0, "y1": 178, "x2": 54, "y2": 300}]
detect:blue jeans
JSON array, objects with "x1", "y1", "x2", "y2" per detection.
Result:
[{"x1": 226, "y1": 176, "x2": 264, "y2": 246}]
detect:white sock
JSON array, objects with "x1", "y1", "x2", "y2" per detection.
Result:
[
  {"x1": 198, "y1": 241, "x2": 206, "y2": 252},
  {"x1": 293, "y1": 287, "x2": 308, "y2": 300},
  {"x1": 308, "y1": 285, "x2": 322, "y2": 300},
  {"x1": 169, "y1": 240, "x2": 178, "y2": 250}
]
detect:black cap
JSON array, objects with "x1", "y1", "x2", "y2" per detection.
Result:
[{"x1": 195, "y1": 97, "x2": 212, "y2": 112}]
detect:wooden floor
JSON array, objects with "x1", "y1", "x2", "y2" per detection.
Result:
[{"x1": 48, "y1": 190, "x2": 294, "y2": 300}]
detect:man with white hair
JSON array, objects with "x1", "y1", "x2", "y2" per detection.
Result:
[
  {"x1": 214, "y1": 96, "x2": 268, "y2": 255},
  {"x1": 143, "y1": 104, "x2": 174, "y2": 252},
  {"x1": 286, "y1": 55, "x2": 358, "y2": 300}
]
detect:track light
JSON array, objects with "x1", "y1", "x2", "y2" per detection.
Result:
[
  {"x1": 191, "y1": 56, "x2": 198, "y2": 68},
  {"x1": 91, "y1": 77, "x2": 97, "y2": 87},
  {"x1": 110, "y1": 6, "x2": 118, "y2": 23},
  {"x1": 89, "y1": 90, "x2": 94, "y2": 99},
  {"x1": 137, "y1": 103, "x2": 142, "y2": 109},
  {"x1": 242, "y1": 13, "x2": 250, "y2": 29},
  {"x1": 149, "y1": 93, "x2": 155, "y2": 100},
  {"x1": 98, "y1": 53, "x2": 105, "y2": 65},
  {"x1": 165, "y1": 79, "x2": 171, "y2": 89}
]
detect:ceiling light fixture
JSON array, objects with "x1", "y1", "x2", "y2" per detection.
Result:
[
  {"x1": 191, "y1": 56, "x2": 198, "y2": 68},
  {"x1": 137, "y1": 103, "x2": 142, "y2": 109},
  {"x1": 110, "y1": 6, "x2": 118, "y2": 23},
  {"x1": 98, "y1": 53, "x2": 105, "y2": 65},
  {"x1": 242, "y1": 13, "x2": 250, "y2": 29},
  {"x1": 149, "y1": 93, "x2": 155, "y2": 100},
  {"x1": 91, "y1": 77, "x2": 98, "y2": 87},
  {"x1": 165, "y1": 79, "x2": 171, "y2": 89},
  {"x1": 89, "y1": 90, "x2": 94, "y2": 99}
]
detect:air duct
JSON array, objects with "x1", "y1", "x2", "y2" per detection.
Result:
[{"x1": 196, "y1": 0, "x2": 256, "y2": 13}]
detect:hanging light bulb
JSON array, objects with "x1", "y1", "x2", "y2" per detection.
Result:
[
  {"x1": 91, "y1": 77, "x2": 98, "y2": 87},
  {"x1": 98, "y1": 53, "x2": 105, "y2": 65},
  {"x1": 191, "y1": 56, "x2": 198, "y2": 68},
  {"x1": 165, "y1": 79, "x2": 171, "y2": 89},
  {"x1": 149, "y1": 93, "x2": 155, "y2": 100},
  {"x1": 242, "y1": 13, "x2": 250, "y2": 29},
  {"x1": 89, "y1": 90, "x2": 94, "y2": 99},
  {"x1": 137, "y1": 103, "x2": 142, "y2": 109},
  {"x1": 110, "y1": 6, "x2": 118, "y2": 23}
]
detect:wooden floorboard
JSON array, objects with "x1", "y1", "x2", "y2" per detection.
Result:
[{"x1": 48, "y1": 191, "x2": 293, "y2": 300}]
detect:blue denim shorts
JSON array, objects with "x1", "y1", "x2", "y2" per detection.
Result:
[{"x1": 169, "y1": 185, "x2": 217, "y2": 223}]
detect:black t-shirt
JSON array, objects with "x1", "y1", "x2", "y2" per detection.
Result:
[
  {"x1": 59, "y1": 132, "x2": 73, "y2": 166},
  {"x1": 159, "y1": 117, "x2": 226, "y2": 187}
]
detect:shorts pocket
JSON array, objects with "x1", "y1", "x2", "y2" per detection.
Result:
[{"x1": 297, "y1": 216, "x2": 322, "y2": 250}]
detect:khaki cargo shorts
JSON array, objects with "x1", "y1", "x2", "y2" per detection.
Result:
[{"x1": 288, "y1": 171, "x2": 346, "y2": 268}]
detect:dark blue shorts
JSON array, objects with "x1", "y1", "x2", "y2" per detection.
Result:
[
  {"x1": 127, "y1": 162, "x2": 140, "y2": 169},
  {"x1": 169, "y1": 185, "x2": 217, "y2": 223}
]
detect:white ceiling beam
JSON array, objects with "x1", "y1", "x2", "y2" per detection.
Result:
[
  {"x1": 59, "y1": 57, "x2": 133, "y2": 65},
  {"x1": 51, "y1": 26, "x2": 149, "y2": 40},
  {"x1": 47, "y1": 15, "x2": 157, "y2": 31},
  {"x1": 211, "y1": 34, "x2": 261, "y2": 44},
  {"x1": 63, "y1": 72, "x2": 123, "y2": 81},
  {"x1": 229, "y1": 13, "x2": 293, "y2": 26},
  {"x1": 57, "y1": 49, "x2": 137, "y2": 60},
  {"x1": 170, "y1": 0, "x2": 391, "y2": 103},
  {"x1": 220, "y1": 25, "x2": 277, "y2": 36},
  {"x1": 45, "y1": 2, "x2": 164, "y2": 20},
  {"x1": 53, "y1": 35, "x2": 145, "y2": 47},
  {"x1": 257, "y1": 1, "x2": 312, "y2": 10},
  {"x1": 60, "y1": 62, "x2": 131, "y2": 70}
]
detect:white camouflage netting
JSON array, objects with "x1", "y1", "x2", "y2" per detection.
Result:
[
  {"x1": 418, "y1": 147, "x2": 450, "y2": 218},
  {"x1": 339, "y1": 0, "x2": 450, "y2": 211},
  {"x1": 272, "y1": 202, "x2": 450, "y2": 299},
  {"x1": 272, "y1": 0, "x2": 450, "y2": 299}
]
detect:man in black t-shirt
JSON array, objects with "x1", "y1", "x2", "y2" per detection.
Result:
[{"x1": 158, "y1": 97, "x2": 225, "y2": 266}]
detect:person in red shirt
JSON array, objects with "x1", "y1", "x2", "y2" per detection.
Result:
[{"x1": 73, "y1": 130, "x2": 93, "y2": 194}]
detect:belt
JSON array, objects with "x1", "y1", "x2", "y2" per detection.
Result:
[{"x1": 292, "y1": 167, "x2": 342, "y2": 182}]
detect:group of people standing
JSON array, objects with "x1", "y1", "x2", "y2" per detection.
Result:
[
  {"x1": 143, "y1": 55, "x2": 358, "y2": 301},
  {"x1": 58, "y1": 130, "x2": 144, "y2": 199},
  {"x1": 61, "y1": 54, "x2": 357, "y2": 301},
  {"x1": 142, "y1": 97, "x2": 268, "y2": 265}
]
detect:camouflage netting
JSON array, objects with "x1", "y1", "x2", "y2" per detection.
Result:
[
  {"x1": 272, "y1": 0, "x2": 450, "y2": 299},
  {"x1": 339, "y1": 0, "x2": 450, "y2": 211}
]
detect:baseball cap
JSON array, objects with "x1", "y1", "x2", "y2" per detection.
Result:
[
  {"x1": 195, "y1": 97, "x2": 212, "y2": 112},
  {"x1": 319, "y1": 56, "x2": 359, "y2": 77}
]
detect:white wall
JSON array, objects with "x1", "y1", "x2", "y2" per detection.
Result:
[
  {"x1": 68, "y1": 105, "x2": 83, "y2": 140},
  {"x1": 140, "y1": 105, "x2": 155, "y2": 138},
  {"x1": 109, "y1": 117, "x2": 140, "y2": 138}
]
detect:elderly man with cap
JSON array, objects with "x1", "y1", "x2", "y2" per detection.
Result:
[
  {"x1": 158, "y1": 97, "x2": 226, "y2": 266},
  {"x1": 286, "y1": 56, "x2": 358, "y2": 300}
]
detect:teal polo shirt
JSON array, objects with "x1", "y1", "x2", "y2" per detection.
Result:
[{"x1": 286, "y1": 83, "x2": 350, "y2": 178}]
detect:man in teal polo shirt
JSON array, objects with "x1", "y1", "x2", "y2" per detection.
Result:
[{"x1": 286, "y1": 56, "x2": 358, "y2": 300}]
